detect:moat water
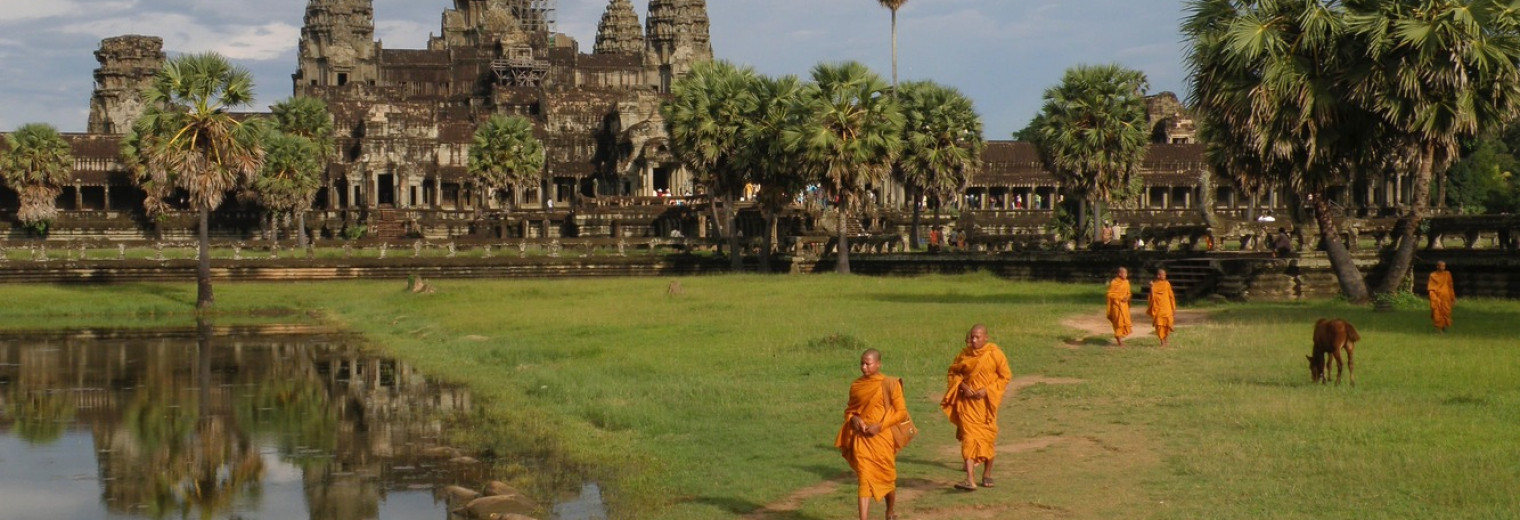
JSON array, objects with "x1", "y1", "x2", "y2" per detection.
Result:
[{"x1": 0, "y1": 326, "x2": 607, "y2": 520}]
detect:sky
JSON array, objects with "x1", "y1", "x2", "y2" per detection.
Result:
[{"x1": 0, "y1": 0, "x2": 1193, "y2": 139}]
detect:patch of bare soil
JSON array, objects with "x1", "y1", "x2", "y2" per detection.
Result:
[
  {"x1": 1060, "y1": 308, "x2": 1211, "y2": 347},
  {"x1": 737, "y1": 476, "x2": 845, "y2": 520}
]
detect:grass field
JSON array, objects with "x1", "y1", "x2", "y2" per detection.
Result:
[{"x1": 0, "y1": 274, "x2": 1516, "y2": 519}]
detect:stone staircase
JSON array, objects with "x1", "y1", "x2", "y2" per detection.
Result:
[
  {"x1": 371, "y1": 209, "x2": 405, "y2": 240},
  {"x1": 1140, "y1": 257, "x2": 1220, "y2": 302}
]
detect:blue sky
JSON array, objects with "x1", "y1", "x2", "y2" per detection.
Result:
[{"x1": 0, "y1": 0, "x2": 1192, "y2": 139}]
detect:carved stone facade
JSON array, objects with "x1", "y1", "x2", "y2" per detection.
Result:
[
  {"x1": 283, "y1": 0, "x2": 703, "y2": 212},
  {"x1": 87, "y1": 35, "x2": 163, "y2": 135},
  {"x1": 645, "y1": 0, "x2": 713, "y2": 92},
  {"x1": 595, "y1": 0, "x2": 644, "y2": 56}
]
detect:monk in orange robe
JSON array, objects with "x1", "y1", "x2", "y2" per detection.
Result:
[
  {"x1": 941, "y1": 324, "x2": 1011, "y2": 491},
  {"x1": 1427, "y1": 261, "x2": 1455, "y2": 332},
  {"x1": 1147, "y1": 269, "x2": 1177, "y2": 346},
  {"x1": 836, "y1": 349, "x2": 907, "y2": 520},
  {"x1": 1107, "y1": 267, "x2": 1133, "y2": 346}
]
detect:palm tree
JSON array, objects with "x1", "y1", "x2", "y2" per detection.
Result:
[
  {"x1": 739, "y1": 74, "x2": 816, "y2": 272},
  {"x1": 1029, "y1": 64, "x2": 1149, "y2": 246},
  {"x1": 123, "y1": 52, "x2": 262, "y2": 310},
  {"x1": 469, "y1": 114, "x2": 546, "y2": 223},
  {"x1": 787, "y1": 61, "x2": 903, "y2": 274},
  {"x1": 897, "y1": 80, "x2": 984, "y2": 249},
  {"x1": 269, "y1": 96, "x2": 335, "y2": 248},
  {"x1": 663, "y1": 60, "x2": 760, "y2": 271},
  {"x1": 0, "y1": 123, "x2": 73, "y2": 237},
  {"x1": 250, "y1": 128, "x2": 324, "y2": 248},
  {"x1": 877, "y1": 0, "x2": 908, "y2": 89},
  {"x1": 1347, "y1": 0, "x2": 1520, "y2": 295}
]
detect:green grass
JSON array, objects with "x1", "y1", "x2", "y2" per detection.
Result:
[{"x1": 0, "y1": 275, "x2": 1515, "y2": 519}]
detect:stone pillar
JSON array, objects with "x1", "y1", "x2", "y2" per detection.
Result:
[
  {"x1": 103, "y1": 185, "x2": 111, "y2": 211},
  {"x1": 1162, "y1": 188, "x2": 1171, "y2": 210},
  {"x1": 74, "y1": 183, "x2": 84, "y2": 210}
]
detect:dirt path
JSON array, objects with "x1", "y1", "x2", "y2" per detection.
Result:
[
  {"x1": 743, "y1": 310, "x2": 1215, "y2": 519},
  {"x1": 743, "y1": 375, "x2": 1084, "y2": 520},
  {"x1": 1061, "y1": 308, "x2": 1210, "y2": 347}
]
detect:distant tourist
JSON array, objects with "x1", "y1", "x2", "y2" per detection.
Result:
[
  {"x1": 835, "y1": 349, "x2": 906, "y2": 520},
  {"x1": 1427, "y1": 261, "x2": 1456, "y2": 333},
  {"x1": 941, "y1": 324, "x2": 1011, "y2": 491},
  {"x1": 1100, "y1": 221, "x2": 1116, "y2": 245},
  {"x1": 1107, "y1": 267, "x2": 1133, "y2": 346},
  {"x1": 1147, "y1": 269, "x2": 1177, "y2": 347},
  {"x1": 1272, "y1": 228, "x2": 1293, "y2": 258}
]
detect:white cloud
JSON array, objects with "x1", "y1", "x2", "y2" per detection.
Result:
[
  {"x1": 375, "y1": 19, "x2": 435, "y2": 49},
  {"x1": 0, "y1": 0, "x2": 135, "y2": 23},
  {"x1": 58, "y1": 14, "x2": 298, "y2": 61}
]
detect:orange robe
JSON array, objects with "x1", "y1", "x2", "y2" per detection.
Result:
[
  {"x1": 940, "y1": 343, "x2": 1011, "y2": 463},
  {"x1": 835, "y1": 374, "x2": 907, "y2": 499},
  {"x1": 1106, "y1": 278, "x2": 1133, "y2": 338},
  {"x1": 1428, "y1": 270, "x2": 1455, "y2": 330},
  {"x1": 1147, "y1": 280, "x2": 1176, "y2": 342}
]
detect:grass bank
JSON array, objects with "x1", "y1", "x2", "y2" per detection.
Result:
[{"x1": 0, "y1": 275, "x2": 1515, "y2": 519}]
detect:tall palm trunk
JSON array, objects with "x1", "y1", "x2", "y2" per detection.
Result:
[
  {"x1": 1075, "y1": 199, "x2": 1088, "y2": 246},
  {"x1": 726, "y1": 193, "x2": 742, "y2": 271},
  {"x1": 1374, "y1": 143, "x2": 1435, "y2": 295},
  {"x1": 296, "y1": 210, "x2": 308, "y2": 249},
  {"x1": 196, "y1": 207, "x2": 214, "y2": 309},
  {"x1": 890, "y1": 9, "x2": 900, "y2": 89},
  {"x1": 1312, "y1": 195, "x2": 1370, "y2": 303},
  {"x1": 837, "y1": 193, "x2": 852, "y2": 274},
  {"x1": 910, "y1": 185, "x2": 923, "y2": 250},
  {"x1": 760, "y1": 208, "x2": 776, "y2": 273}
]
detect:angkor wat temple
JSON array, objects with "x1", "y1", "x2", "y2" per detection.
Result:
[{"x1": 1, "y1": 0, "x2": 1435, "y2": 244}]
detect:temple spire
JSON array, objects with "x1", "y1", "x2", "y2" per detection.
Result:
[{"x1": 594, "y1": 0, "x2": 643, "y2": 55}]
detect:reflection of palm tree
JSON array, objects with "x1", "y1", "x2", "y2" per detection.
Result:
[{"x1": 11, "y1": 389, "x2": 75, "y2": 445}]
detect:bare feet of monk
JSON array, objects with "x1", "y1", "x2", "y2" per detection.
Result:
[
  {"x1": 1115, "y1": 337, "x2": 1125, "y2": 347},
  {"x1": 954, "y1": 481, "x2": 977, "y2": 491},
  {"x1": 980, "y1": 477, "x2": 995, "y2": 488}
]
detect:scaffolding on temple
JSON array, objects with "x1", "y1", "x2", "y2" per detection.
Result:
[{"x1": 505, "y1": 0, "x2": 557, "y2": 35}]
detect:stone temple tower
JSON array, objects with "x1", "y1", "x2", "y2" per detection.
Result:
[
  {"x1": 594, "y1": 0, "x2": 643, "y2": 55},
  {"x1": 645, "y1": 0, "x2": 712, "y2": 92},
  {"x1": 87, "y1": 35, "x2": 164, "y2": 135},
  {"x1": 293, "y1": 0, "x2": 379, "y2": 91}
]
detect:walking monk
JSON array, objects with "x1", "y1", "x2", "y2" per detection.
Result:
[
  {"x1": 1107, "y1": 267, "x2": 1133, "y2": 346},
  {"x1": 1147, "y1": 269, "x2": 1177, "y2": 346},
  {"x1": 941, "y1": 324, "x2": 1011, "y2": 491},
  {"x1": 836, "y1": 349, "x2": 907, "y2": 520},
  {"x1": 1428, "y1": 261, "x2": 1456, "y2": 332}
]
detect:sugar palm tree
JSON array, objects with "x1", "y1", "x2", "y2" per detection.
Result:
[
  {"x1": 663, "y1": 60, "x2": 760, "y2": 270},
  {"x1": 1347, "y1": 0, "x2": 1520, "y2": 295},
  {"x1": 787, "y1": 61, "x2": 903, "y2": 274},
  {"x1": 269, "y1": 96, "x2": 335, "y2": 248},
  {"x1": 739, "y1": 74, "x2": 816, "y2": 273},
  {"x1": 0, "y1": 123, "x2": 73, "y2": 237},
  {"x1": 123, "y1": 52, "x2": 262, "y2": 310},
  {"x1": 877, "y1": 0, "x2": 908, "y2": 89},
  {"x1": 250, "y1": 128, "x2": 323, "y2": 247},
  {"x1": 1029, "y1": 64, "x2": 1149, "y2": 246},
  {"x1": 897, "y1": 80, "x2": 984, "y2": 249},
  {"x1": 469, "y1": 114, "x2": 546, "y2": 221}
]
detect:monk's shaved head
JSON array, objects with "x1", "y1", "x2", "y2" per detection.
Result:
[
  {"x1": 862, "y1": 349, "x2": 881, "y2": 362},
  {"x1": 970, "y1": 324, "x2": 987, "y2": 335}
]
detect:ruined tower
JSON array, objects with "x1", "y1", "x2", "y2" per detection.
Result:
[
  {"x1": 294, "y1": 0, "x2": 379, "y2": 91},
  {"x1": 431, "y1": 0, "x2": 557, "y2": 50},
  {"x1": 594, "y1": 0, "x2": 643, "y2": 55},
  {"x1": 87, "y1": 35, "x2": 164, "y2": 135},
  {"x1": 645, "y1": 0, "x2": 713, "y2": 92}
]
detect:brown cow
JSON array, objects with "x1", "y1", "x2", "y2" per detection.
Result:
[{"x1": 1307, "y1": 318, "x2": 1359, "y2": 386}]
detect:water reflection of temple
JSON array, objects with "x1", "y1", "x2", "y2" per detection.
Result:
[{"x1": 0, "y1": 329, "x2": 476, "y2": 520}]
